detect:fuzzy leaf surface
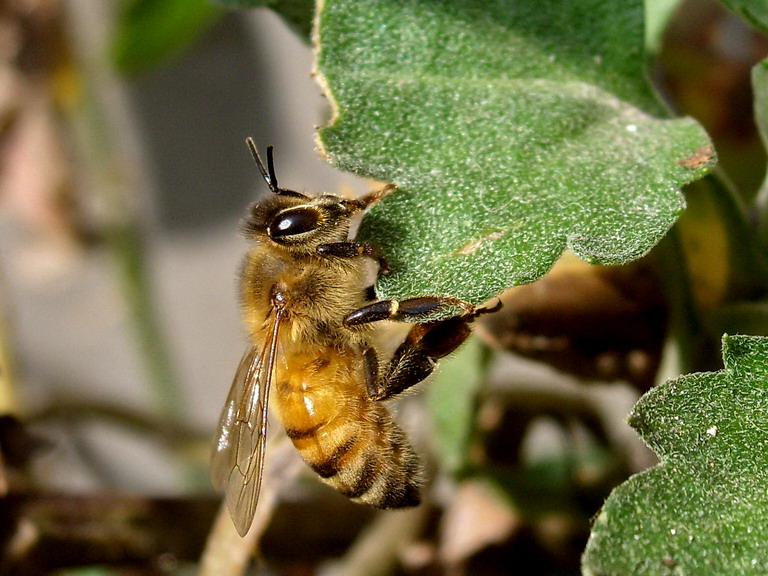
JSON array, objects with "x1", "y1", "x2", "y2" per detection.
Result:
[
  {"x1": 583, "y1": 335, "x2": 768, "y2": 575},
  {"x1": 315, "y1": 0, "x2": 713, "y2": 310}
]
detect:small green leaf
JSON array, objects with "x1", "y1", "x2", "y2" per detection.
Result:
[
  {"x1": 583, "y1": 335, "x2": 768, "y2": 575},
  {"x1": 112, "y1": 0, "x2": 220, "y2": 74},
  {"x1": 427, "y1": 337, "x2": 486, "y2": 472},
  {"x1": 315, "y1": 0, "x2": 714, "y2": 311},
  {"x1": 718, "y1": 0, "x2": 768, "y2": 32},
  {"x1": 754, "y1": 61, "x2": 768, "y2": 253}
]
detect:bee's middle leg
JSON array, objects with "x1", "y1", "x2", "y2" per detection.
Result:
[{"x1": 356, "y1": 298, "x2": 501, "y2": 401}]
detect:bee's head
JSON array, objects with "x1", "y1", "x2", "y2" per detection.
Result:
[{"x1": 242, "y1": 139, "x2": 361, "y2": 253}]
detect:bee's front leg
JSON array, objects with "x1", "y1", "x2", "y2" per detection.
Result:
[
  {"x1": 316, "y1": 242, "x2": 390, "y2": 273},
  {"x1": 350, "y1": 297, "x2": 501, "y2": 401}
]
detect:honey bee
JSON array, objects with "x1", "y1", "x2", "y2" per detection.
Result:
[{"x1": 211, "y1": 139, "x2": 498, "y2": 536}]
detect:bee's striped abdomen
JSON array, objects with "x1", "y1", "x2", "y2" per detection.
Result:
[
  {"x1": 297, "y1": 408, "x2": 421, "y2": 506},
  {"x1": 276, "y1": 349, "x2": 423, "y2": 508}
]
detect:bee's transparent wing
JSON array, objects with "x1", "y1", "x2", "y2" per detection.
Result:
[{"x1": 210, "y1": 314, "x2": 282, "y2": 536}]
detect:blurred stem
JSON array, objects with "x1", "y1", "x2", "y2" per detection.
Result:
[
  {"x1": 653, "y1": 169, "x2": 768, "y2": 375},
  {"x1": 319, "y1": 506, "x2": 429, "y2": 576},
  {"x1": 704, "y1": 171, "x2": 768, "y2": 299},
  {"x1": 654, "y1": 226, "x2": 707, "y2": 375},
  {"x1": 199, "y1": 437, "x2": 299, "y2": 576},
  {"x1": 32, "y1": 396, "x2": 207, "y2": 489},
  {"x1": 32, "y1": 398, "x2": 204, "y2": 449},
  {"x1": 60, "y1": 1, "x2": 185, "y2": 425},
  {"x1": 199, "y1": 502, "x2": 260, "y2": 576},
  {"x1": 108, "y1": 220, "x2": 182, "y2": 421}
]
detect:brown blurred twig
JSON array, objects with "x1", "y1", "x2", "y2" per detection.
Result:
[
  {"x1": 319, "y1": 506, "x2": 430, "y2": 576},
  {"x1": 199, "y1": 435, "x2": 300, "y2": 576},
  {"x1": 0, "y1": 281, "x2": 18, "y2": 418}
]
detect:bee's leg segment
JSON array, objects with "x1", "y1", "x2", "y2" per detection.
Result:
[
  {"x1": 372, "y1": 317, "x2": 472, "y2": 400},
  {"x1": 362, "y1": 300, "x2": 502, "y2": 401},
  {"x1": 344, "y1": 296, "x2": 473, "y2": 327},
  {"x1": 361, "y1": 344, "x2": 381, "y2": 399},
  {"x1": 316, "y1": 241, "x2": 378, "y2": 259},
  {"x1": 317, "y1": 242, "x2": 390, "y2": 273}
]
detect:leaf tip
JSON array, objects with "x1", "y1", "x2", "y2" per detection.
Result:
[{"x1": 721, "y1": 333, "x2": 768, "y2": 370}]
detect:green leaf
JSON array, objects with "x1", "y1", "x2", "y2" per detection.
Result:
[
  {"x1": 315, "y1": 0, "x2": 714, "y2": 312},
  {"x1": 718, "y1": 0, "x2": 768, "y2": 32},
  {"x1": 112, "y1": 0, "x2": 220, "y2": 74},
  {"x1": 426, "y1": 336, "x2": 486, "y2": 473},
  {"x1": 583, "y1": 335, "x2": 768, "y2": 575},
  {"x1": 213, "y1": 0, "x2": 315, "y2": 39}
]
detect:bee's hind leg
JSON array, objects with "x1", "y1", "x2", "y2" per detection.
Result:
[{"x1": 350, "y1": 297, "x2": 501, "y2": 401}]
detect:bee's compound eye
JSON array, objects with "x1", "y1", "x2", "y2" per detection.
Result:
[{"x1": 269, "y1": 208, "x2": 319, "y2": 238}]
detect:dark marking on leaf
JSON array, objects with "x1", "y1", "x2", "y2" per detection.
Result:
[{"x1": 677, "y1": 145, "x2": 716, "y2": 170}]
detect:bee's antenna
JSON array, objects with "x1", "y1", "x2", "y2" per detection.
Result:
[{"x1": 246, "y1": 137, "x2": 280, "y2": 194}]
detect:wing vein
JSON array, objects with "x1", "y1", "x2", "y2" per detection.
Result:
[{"x1": 211, "y1": 308, "x2": 284, "y2": 536}]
